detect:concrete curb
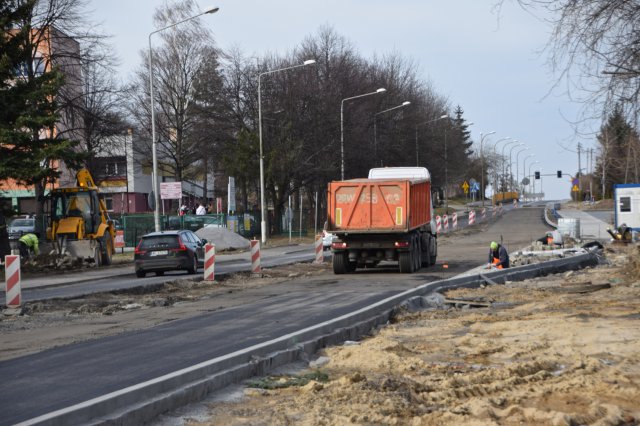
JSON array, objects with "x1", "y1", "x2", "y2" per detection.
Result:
[
  {"x1": 544, "y1": 206, "x2": 559, "y2": 229},
  {"x1": 21, "y1": 250, "x2": 599, "y2": 425}
]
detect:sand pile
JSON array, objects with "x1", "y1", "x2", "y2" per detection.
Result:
[{"x1": 195, "y1": 226, "x2": 250, "y2": 251}]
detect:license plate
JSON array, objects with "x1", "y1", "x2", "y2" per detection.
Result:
[{"x1": 150, "y1": 250, "x2": 168, "y2": 256}]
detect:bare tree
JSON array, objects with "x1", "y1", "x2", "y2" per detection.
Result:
[
  {"x1": 79, "y1": 46, "x2": 129, "y2": 181},
  {"x1": 128, "y1": 0, "x2": 220, "y2": 185},
  {"x1": 499, "y1": 1, "x2": 640, "y2": 122}
]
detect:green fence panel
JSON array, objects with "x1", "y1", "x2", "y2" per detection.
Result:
[{"x1": 122, "y1": 214, "x2": 226, "y2": 247}]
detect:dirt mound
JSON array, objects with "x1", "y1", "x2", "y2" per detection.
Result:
[
  {"x1": 194, "y1": 245, "x2": 640, "y2": 425},
  {"x1": 194, "y1": 226, "x2": 250, "y2": 251}
]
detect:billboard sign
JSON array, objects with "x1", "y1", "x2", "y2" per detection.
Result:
[{"x1": 160, "y1": 182, "x2": 182, "y2": 200}]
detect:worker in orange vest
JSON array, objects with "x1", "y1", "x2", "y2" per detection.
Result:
[{"x1": 487, "y1": 241, "x2": 509, "y2": 269}]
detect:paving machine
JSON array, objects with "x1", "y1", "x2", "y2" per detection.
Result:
[{"x1": 46, "y1": 168, "x2": 115, "y2": 265}]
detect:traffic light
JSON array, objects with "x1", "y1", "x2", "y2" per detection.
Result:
[
  {"x1": 557, "y1": 170, "x2": 562, "y2": 178},
  {"x1": 535, "y1": 171, "x2": 540, "y2": 179}
]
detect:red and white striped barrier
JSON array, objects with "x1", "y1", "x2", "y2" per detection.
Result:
[
  {"x1": 492, "y1": 206, "x2": 497, "y2": 218},
  {"x1": 315, "y1": 235, "x2": 323, "y2": 263},
  {"x1": 468, "y1": 210, "x2": 476, "y2": 225},
  {"x1": 443, "y1": 214, "x2": 449, "y2": 232},
  {"x1": 452, "y1": 212, "x2": 458, "y2": 230},
  {"x1": 435, "y1": 215, "x2": 442, "y2": 234},
  {"x1": 250, "y1": 240, "x2": 261, "y2": 274},
  {"x1": 481, "y1": 208, "x2": 486, "y2": 221},
  {"x1": 4, "y1": 255, "x2": 21, "y2": 309},
  {"x1": 513, "y1": 199, "x2": 518, "y2": 208},
  {"x1": 204, "y1": 243, "x2": 215, "y2": 281}
]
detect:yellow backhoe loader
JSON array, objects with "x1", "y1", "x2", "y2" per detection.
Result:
[{"x1": 46, "y1": 168, "x2": 116, "y2": 265}]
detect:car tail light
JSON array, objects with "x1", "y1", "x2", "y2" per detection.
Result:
[
  {"x1": 134, "y1": 241, "x2": 146, "y2": 255},
  {"x1": 172, "y1": 236, "x2": 187, "y2": 251},
  {"x1": 331, "y1": 241, "x2": 347, "y2": 249},
  {"x1": 394, "y1": 241, "x2": 410, "y2": 248}
]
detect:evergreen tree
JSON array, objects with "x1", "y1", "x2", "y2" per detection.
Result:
[
  {"x1": 449, "y1": 105, "x2": 477, "y2": 190},
  {"x1": 0, "y1": 0, "x2": 82, "y2": 234}
]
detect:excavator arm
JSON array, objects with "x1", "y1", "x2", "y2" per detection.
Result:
[{"x1": 76, "y1": 169, "x2": 97, "y2": 189}]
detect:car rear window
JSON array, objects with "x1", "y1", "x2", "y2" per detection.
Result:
[
  {"x1": 139, "y1": 235, "x2": 180, "y2": 250},
  {"x1": 11, "y1": 219, "x2": 34, "y2": 227}
]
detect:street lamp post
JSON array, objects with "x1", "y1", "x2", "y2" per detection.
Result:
[
  {"x1": 522, "y1": 154, "x2": 535, "y2": 198},
  {"x1": 514, "y1": 147, "x2": 529, "y2": 192},
  {"x1": 507, "y1": 142, "x2": 525, "y2": 192},
  {"x1": 500, "y1": 139, "x2": 518, "y2": 193},
  {"x1": 341, "y1": 88, "x2": 387, "y2": 180},
  {"x1": 491, "y1": 137, "x2": 511, "y2": 200},
  {"x1": 258, "y1": 59, "x2": 316, "y2": 244},
  {"x1": 374, "y1": 101, "x2": 410, "y2": 165},
  {"x1": 479, "y1": 131, "x2": 496, "y2": 206},
  {"x1": 414, "y1": 114, "x2": 448, "y2": 166},
  {"x1": 148, "y1": 6, "x2": 219, "y2": 232},
  {"x1": 492, "y1": 137, "x2": 511, "y2": 157}
]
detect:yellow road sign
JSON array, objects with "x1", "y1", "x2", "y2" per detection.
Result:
[
  {"x1": 572, "y1": 184, "x2": 579, "y2": 192},
  {"x1": 462, "y1": 181, "x2": 469, "y2": 194}
]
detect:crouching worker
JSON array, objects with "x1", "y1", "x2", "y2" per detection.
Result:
[
  {"x1": 487, "y1": 241, "x2": 509, "y2": 269},
  {"x1": 18, "y1": 233, "x2": 39, "y2": 259}
]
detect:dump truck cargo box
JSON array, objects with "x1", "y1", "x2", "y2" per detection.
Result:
[{"x1": 327, "y1": 178, "x2": 432, "y2": 233}]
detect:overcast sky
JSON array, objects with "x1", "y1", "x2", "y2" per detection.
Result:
[{"x1": 88, "y1": 0, "x2": 597, "y2": 200}]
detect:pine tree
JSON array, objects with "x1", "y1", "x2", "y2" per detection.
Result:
[{"x1": 0, "y1": 0, "x2": 82, "y2": 234}]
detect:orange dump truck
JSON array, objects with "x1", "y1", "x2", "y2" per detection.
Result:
[{"x1": 326, "y1": 167, "x2": 437, "y2": 274}]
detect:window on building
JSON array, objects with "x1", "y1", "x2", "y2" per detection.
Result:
[
  {"x1": 13, "y1": 53, "x2": 46, "y2": 78},
  {"x1": 620, "y1": 196, "x2": 631, "y2": 213},
  {"x1": 103, "y1": 195, "x2": 114, "y2": 212}
]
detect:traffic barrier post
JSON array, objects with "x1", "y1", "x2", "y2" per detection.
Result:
[
  {"x1": 435, "y1": 215, "x2": 442, "y2": 234},
  {"x1": 492, "y1": 206, "x2": 497, "y2": 218},
  {"x1": 443, "y1": 214, "x2": 449, "y2": 233},
  {"x1": 204, "y1": 243, "x2": 215, "y2": 281},
  {"x1": 250, "y1": 240, "x2": 261, "y2": 275},
  {"x1": 481, "y1": 208, "x2": 487, "y2": 221},
  {"x1": 452, "y1": 212, "x2": 458, "y2": 230},
  {"x1": 4, "y1": 255, "x2": 21, "y2": 310},
  {"x1": 469, "y1": 210, "x2": 476, "y2": 225},
  {"x1": 314, "y1": 235, "x2": 323, "y2": 263}
]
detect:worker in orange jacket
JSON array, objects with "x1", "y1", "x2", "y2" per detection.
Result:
[{"x1": 487, "y1": 241, "x2": 509, "y2": 269}]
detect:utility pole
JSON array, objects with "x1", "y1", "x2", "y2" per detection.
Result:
[
  {"x1": 589, "y1": 148, "x2": 593, "y2": 202},
  {"x1": 577, "y1": 142, "x2": 582, "y2": 200}
]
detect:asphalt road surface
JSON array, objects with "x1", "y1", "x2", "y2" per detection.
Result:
[{"x1": 0, "y1": 207, "x2": 552, "y2": 425}]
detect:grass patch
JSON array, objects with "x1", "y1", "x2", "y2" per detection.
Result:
[{"x1": 246, "y1": 370, "x2": 329, "y2": 389}]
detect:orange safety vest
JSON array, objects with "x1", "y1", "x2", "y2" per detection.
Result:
[{"x1": 492, "y1": 257, "x2": 504, "y2": 269}]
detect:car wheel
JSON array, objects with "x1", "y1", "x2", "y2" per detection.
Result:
[
  {"x1": 187, "y1": 255, "x2": 197, "y2": 274},
  {"x1": 136, "y1": 270, "x2": 146, "y2": 278}
]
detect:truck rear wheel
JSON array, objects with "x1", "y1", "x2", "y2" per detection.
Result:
[
  {"x1": 100, "y1": 234, "x2": 113, "y2": 266},
  {"x1": 333, "y1": 252, "x2": 350, "y2": 274},
  {"x1": 414, "y1": 238, "x2": 422, "y2": 271},
  {"x1": 429, "y1": 235, "x2": 437, "y2": 266},
  {"x1": 399, "y1": 251, "x2": 412, "y2": 273}
]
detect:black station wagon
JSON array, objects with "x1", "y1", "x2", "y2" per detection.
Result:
[{"x1": 134, "y1": 230, "x2": 207, "y2": 278}]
